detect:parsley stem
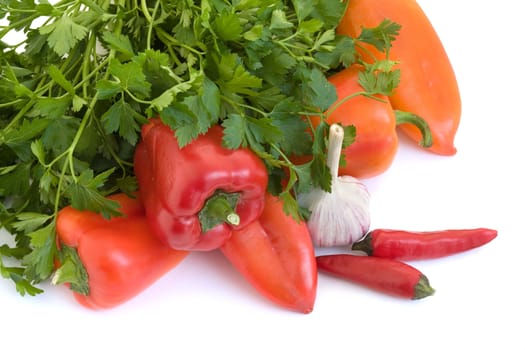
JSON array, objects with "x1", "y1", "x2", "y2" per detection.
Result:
[
  {"x1": 145, "y1": 0, "x2": 160, "y2": 50},
  {"x1": 32, "y1": 43, "x2": 80, "y2": 94},
  {"x1": 123, "y1": 89, "x2": 150, "y2": 104},
  {"x1": 280, "y1": 32, "x2": 301, "y2": 44},
  {"x1": 270, "y1": 142, "x2": 295, "y2": 167},
  {"x1": 275, "y1": 40, "x2": 330, "y2": 70},
  {"x1": 155, "y1": 27, "x2": 206, "y2": 57},
  {"x1": 324, "y1": 91, "x2": 387, "y2": 117},
  {"x1": 91, "y1": 115, "x2": 134, "y2": 172},
  {"x1": 54, "y1": 154, "x2": 70, "y2": 214},
  {"x1": 65, "y1": 92, "x2": 99, "y2": 180},
  {"x1": 0, "y1": 99, "x2": 25, "y2": 108},
  {"x1": 354, "y1": 41, "x2": 394, "y2": 64},
  {"x1": 81, "y1": 33, "x2": 97, "y2": 98},
  {"x1": 0, "y1": 14, "x2": 39, "y2": 39},
  {"x1": 221, "y1": 95, "x2": 268, "y2": 119},
  {"x1": 73, "y1": 56, "x2": 110, "y2": 92},
  {"x1": 2, "y1": 99, "x2": 35, "y2": 134},
  {"x1": 140, "y1": 0, "x2": 152, "y2": 23}
]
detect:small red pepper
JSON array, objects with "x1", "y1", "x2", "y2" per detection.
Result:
[
  {"x1": 316, "y1": 254, "x2": 434, "y2": 300},
  {"x1": 55, "y1": 193, "x2": 189, "y2": 309},
  {"x1": 352, "y1": 228, "x2": 498, "y2": 260},
  {"x1": 220, "y1": 193, "x2": 318, "y2": 313},
  {"x1": 134, "y1": 118, "x2": 268, "y2": 251}
]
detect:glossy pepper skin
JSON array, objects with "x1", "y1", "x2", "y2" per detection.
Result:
[
  {"x1": 220, "y1": 193, "x2": 317, "y2": 313},
  {"x1": 320, "y1": 65, "x2": 399, "y2": 178},
  {"x1": 352, "y1": 228, "x2": 498, "y2": 260},
  {"x1": 317, "y1": 254, "x2": 434, "y2": 300},
  {"x1": 338, "y1": 0, "x2": 461, "y2": 155},
  {"x1": 134, "y1": 118, "x2": 268, "y2": 251},
  {"x1": 55, "y1": 193, "x2": 189, "y2": 309}
]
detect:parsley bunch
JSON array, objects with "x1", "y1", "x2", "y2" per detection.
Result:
[{"x1": 0, "y1": 0, "x2": 400, "y2": 295}]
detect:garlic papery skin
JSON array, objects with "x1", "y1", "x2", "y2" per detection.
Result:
[{"x1": 298, "y1": 124, "x2": 371, "y2": 247}]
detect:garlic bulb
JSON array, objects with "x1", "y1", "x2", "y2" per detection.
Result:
[{"x1": 298, "y1": 124, "x2": 371, "y2": 247}]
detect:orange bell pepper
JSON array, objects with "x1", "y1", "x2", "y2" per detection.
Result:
[
  {"x1": 320, "y1": 65, "x2": 399, "y2": 178},
  {"x1": 302, "y1": 64, "x2": 431, "y2": 179},
  {"x1": 55, "y1": 193, "x2": 189, "y2": 309},
  {"x1": 338, "y1": 0, "x2": 461, "y2": 155},
  {"x1": 220, "y1": 193, "x2": 317, "y2": 313}
]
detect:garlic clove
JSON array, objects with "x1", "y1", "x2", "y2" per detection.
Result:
[
  {"x1": 299, "y1": 175, "x2": 370, "y2": 247},
  {"x1": 298, "y1": 123, "x2": 371, "y2": 247}
]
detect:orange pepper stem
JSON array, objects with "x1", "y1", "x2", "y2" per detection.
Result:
[
  {"x1": 395, "y1": 110, "x2": 433, "y2": 148},
  {"x1": 198, "y1": 191, "x2": 241, "y2": 232}
]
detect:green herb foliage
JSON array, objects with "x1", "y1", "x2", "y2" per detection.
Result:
[{"x1": 0, "y1": 0, "x2": 399, "y2": 294}]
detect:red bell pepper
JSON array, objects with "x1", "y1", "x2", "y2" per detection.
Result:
[
  {"x1": 55, "y1": 193, "x2": 189, "y2": 309},
  {"x1": 134, "y1": 118, "x2": 268, "y2": 251},
  {"x1": 220, "y1": 193, "x2": 318, "y2": 313}
]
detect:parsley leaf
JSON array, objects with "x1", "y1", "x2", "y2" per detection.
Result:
[
  {"x1": 357, "y1": 19, "x2": 402, "y2": 53},
  {"x1": 101, "y1": 98, "x2": 146, "y2": 145},
  {"x1": 65, "y1": 169, "x2": 123, "y2": 219},
  {"x1": 358, "y1": 61, "x2": 401, "y2": 96},
  {"x1": 0, "y1": 0, "x2": 400, "y2": 296},
  {"x1": 101, "y1": 31, "x2": 135, "y2": 61},
  {"x1": 108, "y1": 59, "x2": 151, "y2": 99},
  {"x1": 52, "y1": 245, "x2": 89, "y2": 295},
  {"x1": 0, "y1": 257, "x2": 43, "y2": 296},
  {"x1": 22, "y1": 224, "x2": 56, "y2": 283},
  {"x1": 222, "y1": 114, "x2": 247, "y2": 149},
  {"x1": 213, "y1": 12, "x2": 243, "y2": 41},
  {"x1": 39, "y1": 15, "x2": 89, "y2": 56}
]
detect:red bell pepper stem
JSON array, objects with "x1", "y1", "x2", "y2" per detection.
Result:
[
  {"x1": 352, "y1": 228, "x2": 498, "y2": 260},
  {"x1": 199, "y1": 192, "x2": 241, "y2": 232},
  {"x1": 316, "y1": 254, "x2": 435, "y2": 300}
]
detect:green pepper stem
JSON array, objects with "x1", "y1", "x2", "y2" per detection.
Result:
[
  {"x1": 199, "y1": 192, "x2": 241, "y2": 232},
  {"x1": 413, "y1": 274, "x2": 436, "y2": 300},
  {"x1": 351, "y1": 232, "x2": 373, "y2": 255},
  {"x1": 395, "y1": 110, "x2": 433, "y2": 148},
  {"x1": 204, "y1": 195, "x2": 240, "y2": 225}
]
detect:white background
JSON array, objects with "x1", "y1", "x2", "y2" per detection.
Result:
[{"x1": 1, "y1": 1, "x2": 524, "y2": 349}]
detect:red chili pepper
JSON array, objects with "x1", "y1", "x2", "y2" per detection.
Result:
[
  {"x1": 220, "y1": 193, "x2": 317, "y2": 313},
  {"x1": 55, "y1": 193, "x2": 189, "y2": 309},
  {"x1": 352, "y1": 228, "x2": 498, "y2": 260},
  {"x1": 316, "y1": 254, "x2": 434, "y2": 300},
  {"x1": 134, "y1": 118, "x2": 268, "y2": 251},
  {"x1": 337, "y1": 0, "x2": 461, "y2": 156}
]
